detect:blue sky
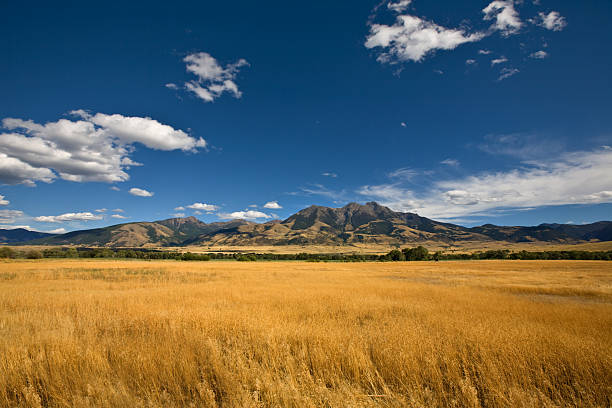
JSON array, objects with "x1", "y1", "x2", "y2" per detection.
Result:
[{"x1": 1, "y1": 0, "x2": 611, "y2": 233}]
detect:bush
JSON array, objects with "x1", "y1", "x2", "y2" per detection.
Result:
[
  {"x1": 0, "y1": 247, "x2": 16, "y2": 259},
  {"x1": 24, "y1": 250, "x2": 43, "y2": 259}
]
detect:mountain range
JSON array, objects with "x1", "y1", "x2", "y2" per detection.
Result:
[{"x1": 2, "y1": 202, "x2": 612, "y2": 248}]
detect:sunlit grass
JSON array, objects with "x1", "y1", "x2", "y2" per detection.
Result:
[{"x1": 0, "y1": 260, "x2": 610, "y2": 407}]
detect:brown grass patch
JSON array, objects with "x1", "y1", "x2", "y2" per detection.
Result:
[{"x1": 0, "y1": 260, "x2": 610, "y2": 407}]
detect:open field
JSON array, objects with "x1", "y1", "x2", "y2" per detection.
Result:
[{"x1": 0, "y1": 260, "x2": 611, "y2": 407}]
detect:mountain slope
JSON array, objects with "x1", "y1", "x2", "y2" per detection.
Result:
[
  {"x1": 14, "y1": 202, "x2": 612, "y2": 247},
  {"x1": 0, "y1": 228, "x2": 57, "y2": 244}
]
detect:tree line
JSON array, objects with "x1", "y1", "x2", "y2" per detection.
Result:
[{"x1": 1, "y1": 246, "x2": 610, "y2": 261}]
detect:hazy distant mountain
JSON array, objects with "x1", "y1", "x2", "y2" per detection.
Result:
[
  {"x1": 0, "y1": 228, "x2": 57, "y2": 244},
  {"x1": 10, "y1": 202, "x2": 612, "y2": 247}
]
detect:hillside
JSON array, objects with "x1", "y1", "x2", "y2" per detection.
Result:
[
  {"x1": 12, "y1": 202, "x2": 612, "y2": 248},
  {"x1": 0, "y1": 228, "x2": 57, "y2": 244}
]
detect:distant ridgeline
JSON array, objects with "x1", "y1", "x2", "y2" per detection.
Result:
[
  {"x1": 1, "y1": 246, "x2": 610, "y2": 262},
  {"x1": 4, "y1": 202, "x2": 612, "y2": 247}
]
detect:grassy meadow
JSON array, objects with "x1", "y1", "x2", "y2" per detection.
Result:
[{"x1": 0, "y1": 259, "x2": 610, "y2": 407}]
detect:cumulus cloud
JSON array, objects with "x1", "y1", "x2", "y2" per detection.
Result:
[
  {"x1": 263, "y1": 201, "x2": 282, "y2": 209},
  {"x1": 47, "y1": 228, "x2": 66, "y2": 234},
  {"x1": 111, "y1": 214, "x2": 128, "y2": 219},
  {"x1": 359, "y1": 148, "x2": 612, "y2": 220},
  {"x1": 129, "y1": 188, "x2": 154, "y2": 197},
  {"x1": 365, "y1": 15, "x2": 484, "y2": 63},
  {"x1": 535, "y1": 11, "x2": 567, "y2": 31},
  {"x1": 0, "y1": 194, "x2": 8, "y2": 205},
  {"x1": 218, "y1": 210, "x2": 271, "y2": 221},
  {"x1": 181, "y1": 52, "x2": 249, "y2": 102},
  {"x1": 0, "y1": 112, "x2": 205, "y2": 186},
  {"x1": 173, "y1": 212, "x2": 186, "y2": 218},
  {"x1": 174, "y1": 206, "x2": 185, "y2": 211},
  {"x1": 530, "y1": 50, "x2": 548, "y2": 59},
  {"x1": 0, "y1": 209, "x2": 24, "y2": 223},
  {"x1": 34, "y1": 212, "x2": 103, "y2": 223},
  {"x1": 498, "y1": 67, "x2": 519, "y2": 81},
  {"x1": 483, "y1": 1, "x2": 522, "y2": 36},
  {"x1": 186, "y1": 202, "x2": 218, "y2": 211},
  {"x1": 110, "y1": 186, "x2": 120, "y2": 191}
]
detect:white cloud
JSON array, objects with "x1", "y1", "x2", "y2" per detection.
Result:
[
  {"x1": 322, "y1": 172, "x2": 338, "y2": 177},
  {"x1": 365, "y1": 15, "x2": 484, "y2": 63},
  {"x1": 491, "y1": 56, "x2": 508, "y2": 66},
  {"x1": 165, "y1": 83, "x2": 178, "y2": 90},
  {"x1": 466, "y1": 59, "x2": 477, "y2": 65},
  {"x1": 263, "y1": 201, "x2": 282, "y2": 209},
  {"x1": 110, "y1": 186, "x2": 120, "y2": 191},
  {"x1": 34, "y1": 212, "x2": 103, "y2": 223},
  {"x1": 187, "y1": 202, "x2": 218, "y2": 211},
  {"x1": 111, "y1": 214, "x2": 128, "y2": 219},
  {"x1": 359, "y1": 148, "x2": 612, "y2": 220},
  {"x1": 174, "y1": 206, "x2": 185, "y2": 211},
  {"x1": 173, "y1": 212, "x2": 186, "y2": 218},
  {"x1": 441, "y1": 159, "x2": 460, "y2": 167},
  {"x1": 129, "y1": 188, "x2": 154, "y2": 197},
  {"x1": 0, "y1": 152, "x2": 55, "y2": 186},
  {"x1": 0, "y1": 194, "x2": 8, "y2": 205},
  {"x1": 95, "y1": 208, "x2": 107, "y2": 213},
  {"x1": 218, "y1": 210, "x2": 271, "y2": 221},
  {"x1": 0, "y1": 209, "x2": 24, "y2": 223},
  {"x1": 478, "y1": 49, "x2": 492, "y2": 55},
  {"x1": 535, "y1": 11, "x2": 567, "y2": 31},
  {"x1": 400, "y1": 122, "x2": 407, "y2": 127},
  {"x1": 182, "y1": 52, "x2": 249, "y2": 103},
  {"x1": 498, "y1": 67, "x2": 519, "y2": 81},
  {"x1": 0, "y1": 112, "x2": 205, "y2": 186},
  {"x1": 483, "y1": 1, "x2": 522, "y2": 36},
  {"x1": 112, "y1": 208, "x2": 124, "y2": 212},
  {"x1": 47, "y1": 228, "x2": 66, "y2": 234},
  {"x1": 387, "y1": 0, "x2": 412, "y2": 13},
  {"x1": 388, "y1": 167, "x2": 417, "y2": 180},
  {"x1": 530, "y1": 50, "x2": 548, "y2": 59}
]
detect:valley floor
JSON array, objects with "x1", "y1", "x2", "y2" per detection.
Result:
[{"x1": 0, "y1": 260, "x2": 610, "y2": 407}]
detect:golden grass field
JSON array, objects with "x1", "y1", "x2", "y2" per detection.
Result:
[{"x1": 0, "y1": 259, "x2": 610, "y2": 407}]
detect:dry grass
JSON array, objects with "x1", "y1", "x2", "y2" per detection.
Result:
[{"x1": 0, "y1": 259, "x2": 610, "y2": 407}]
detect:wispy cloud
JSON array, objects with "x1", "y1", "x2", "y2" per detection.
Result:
[
  {"x1": 0, "y1": 209, "x2": 24, "y2": 223},
  {"x1": 0, "y1": 194, "x2": 8, "y2": 205},
  {"x1": 359, "y1": 148, "x2": 612, "y2": 221},
  {"x1": 498, "y1": 67, "x2": 519, "y2": 81}
]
